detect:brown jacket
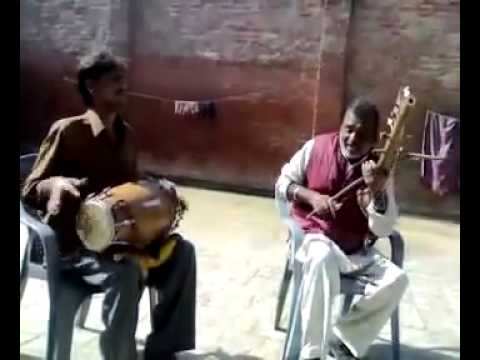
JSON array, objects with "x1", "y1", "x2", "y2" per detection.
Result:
[{"x1": 22, "y1": 109, "x2": 138, "y2": 254}]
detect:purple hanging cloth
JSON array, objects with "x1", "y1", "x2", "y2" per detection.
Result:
[{"x1": 420, "y1": 110, "x2": 460, "y2": 196}]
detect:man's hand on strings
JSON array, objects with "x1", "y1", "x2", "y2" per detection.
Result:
[{"x1": 361, "y1": 160, "x2": 388, "y2": 196}]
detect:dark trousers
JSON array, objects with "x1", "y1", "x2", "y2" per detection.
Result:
[
  {"x1": 61, "y1": 238, "x2": 197, "y2": 360},
  {"x1": 61, "y1": 254, "x2": 142, "y2": 360},
  {"x1": 145, "y1": 239, "x2": 197, "y2": 358}
]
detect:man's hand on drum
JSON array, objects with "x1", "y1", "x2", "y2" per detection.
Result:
[{"x1": 40, "y1": 177, "x2": 88, "y2": 217}]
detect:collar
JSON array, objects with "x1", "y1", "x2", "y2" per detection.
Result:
[{"x1": 85, "y1": 109, "x2": 124, "y2": 137}]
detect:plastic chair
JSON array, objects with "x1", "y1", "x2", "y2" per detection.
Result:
[
  {"x1": 274, "y1": 190, "x2": 404, "y2": 360},
  {"x1": 20, "y1": 153, "x2": 160, "y2": 360},
  {"x1": 20, "y1": 222, "x2": 31, "y2": 300}
]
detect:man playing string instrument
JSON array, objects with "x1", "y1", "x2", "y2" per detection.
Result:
[
  {"x1": 22, "y1": 50, "x2": 196, "y2": 360},
  {"x1": 276, "y1": 98, "x2": 408, "y2": 360}
]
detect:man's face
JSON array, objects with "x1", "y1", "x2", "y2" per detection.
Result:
[
  {"x1": 339, "y1": 109, "x2": 377, "y2": 159},
  {"x1": 90, "y1": 68, "x2": 127, "y2": 111}
]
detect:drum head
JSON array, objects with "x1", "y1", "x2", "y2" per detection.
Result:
[{"x1": 76, "y1": 200, "x2": 115, "y2": 252}]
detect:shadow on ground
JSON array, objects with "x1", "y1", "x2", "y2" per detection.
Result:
[
  {"x1": 20, "y1": 355, "x2": 43, "y2": 360},
  {"x1": 367, "y1": 343, "x2": 460, "y2": 360},
  {"x1": 138, "y1": 349, "x2": 262, "y2": 360},
  {"x1": 181, "y1": 353, "x2": 261, "y2": 360}
]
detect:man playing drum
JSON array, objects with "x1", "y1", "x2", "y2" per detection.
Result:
[
  {"x1": 276, "y1": 98, "x2": 408, "y2": 360},
  {"x1": 22, "y1": 51, "x2": 196, "y2": 360}
]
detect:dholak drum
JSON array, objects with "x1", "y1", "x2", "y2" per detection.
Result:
[{"x1": 76, "y1": 180, "x2": 185, "y2": 253}]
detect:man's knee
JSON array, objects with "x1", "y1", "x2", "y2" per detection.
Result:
[
  {"x1": 383, "y1": 264, "x2": 409, "y2": 295},
  {"x1": 308, "y1": 240, "x2": 335, "y2": 267},
  {"x1": 394, "y1": 269, "x2": 409, "y2": 293},
  {"x1": 102, "y1": 260, "x2": 142, "y2": 325}
]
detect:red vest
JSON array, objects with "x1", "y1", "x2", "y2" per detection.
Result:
[{"x1": 291, "y1": 132, "x2": 370, "y2": 254}]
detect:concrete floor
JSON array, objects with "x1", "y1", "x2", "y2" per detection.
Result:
[{"x1": 20, "y1": 186, "x2": 460, "y2": 360}]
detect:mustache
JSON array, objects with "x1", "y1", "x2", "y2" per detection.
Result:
[{"x1": 345, "y1": 142, "x2": 359, "y2": 148}]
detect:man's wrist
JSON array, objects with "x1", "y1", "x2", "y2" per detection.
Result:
[
  {"x1": 292, "y1": 185, "x2": 300, "y2": 201},
  {"x1": 287, "y1": 183, "x2": 300, "y2": 202},
  {"x1": 36, "y1": 178, "x2": 56, "y2": 199}
]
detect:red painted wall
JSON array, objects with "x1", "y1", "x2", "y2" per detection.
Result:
[
  {"x1": 20, "y1": 0, "x2": 459, "y2": 216},
  {"x1": 128, "y1": 57, "x2": 320, "y2": 189}
]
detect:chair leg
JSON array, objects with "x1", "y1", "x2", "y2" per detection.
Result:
[
  {"x1": 341, "y1": 294, "x2": 354, "y2": 316},
  {"x1": 20, "y1": 277, "x2": 28, "y2": 303},
  {"x1": 75, "y1": 296, "x2": 92, "y2": 329},
  {"x1": 20, "y1": 233, "x2": 32, "y2": 303},
  {"x1": 149, "y1": 287, "x2": 159, "y2": 331},
  {"x1": 391, "y1": 307, "x2": 401, "y2": 360},
  {"x1": 20, "y1": 268, "x2": 30, "y2": 303},
  {"x1": 275, "y1": 260, "x2": 293, "y2": 332}
]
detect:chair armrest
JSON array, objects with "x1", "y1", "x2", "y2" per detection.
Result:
[
  {"x1": 387, "y1": 230, "x2": 405, "y2": 268},
  {"x1": 20, "y1": 201, "x2": 57, "y2": 255},
  {"x1": 283, "y1": 218, "x2": 304, "y2": 244},
  {"x1": 20, "y1": 201, "x2": 61, "y2": 291},
  {"x1": 274, "y1": 189, "x2": 291, "y2": 219},
  {"x1": 283, "y1": 218, "x2": 305, "y2": 270}
]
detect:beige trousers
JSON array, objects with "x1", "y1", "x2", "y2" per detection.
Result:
[{"x1": 296, "y1": 234, "x2": 408, "y2": 360}]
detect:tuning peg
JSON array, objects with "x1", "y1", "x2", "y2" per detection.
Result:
[{"x1": 380, "y1": 132, "x2": 390, "y2": 141}]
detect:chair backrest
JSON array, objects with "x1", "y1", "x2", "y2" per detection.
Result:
[
  {"x1": 274, "y1": 189, "x2": 292, "y2": 221},
  {"x1": 20, "y1": 153, "x2": 38, "y2": 184}
]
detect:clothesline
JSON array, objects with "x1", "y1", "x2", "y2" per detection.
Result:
[
  {"x1": 127, "y1": 90, "x2": 264, "y2": 103},
  {"x1": 62, "y1": 77, "x2": 264, "y2": 103}
]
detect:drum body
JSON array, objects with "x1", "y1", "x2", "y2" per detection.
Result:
[{"x1": 76, "y1": 181, "x2": 177, "y2": 252}]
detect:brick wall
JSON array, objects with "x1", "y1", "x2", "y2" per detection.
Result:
[
  {"x1": 20, "y1": 0, "x2": 128, "y2": 56},
  {"x1": 20, "y1": 0, "x2": 130, "y2": 146},
  {"x1": 346, "y1": 0, "x2": 460, "y2": 216},
  {"x1": 347, "y1": 0, "x2": 459, "y2": 132},
  {"x1": 131, "y1": 0, "x2": 348, "y2": 67},
  {"x1": 126, "y1": 0, "x2": 353, "y2": 189},
  {"x1": 20, "y1": 0, "x2": 460, "y2": 217}
]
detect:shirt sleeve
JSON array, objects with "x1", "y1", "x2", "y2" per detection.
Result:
[
  {"x1": 122, "y1": 122, "x2": 140, "y2": 182},
  {"x1": 366, "y1": 178, "x2": 399, "y2": 238},
  {"x1": 21, "y1": 125, "x2": 64, "y2": 208},
  {"x1": 275, "y1": 139, "x2": 314, "y2": 199}
]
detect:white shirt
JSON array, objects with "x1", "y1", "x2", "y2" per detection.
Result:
[{"x1": 275, "y1": 139, "x2": 398, "y2": 238}]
